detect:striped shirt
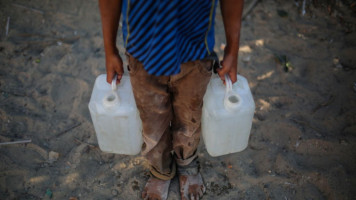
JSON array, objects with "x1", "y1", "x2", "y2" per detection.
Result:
[{"x1": 122, "y1": 0, "x2": 218, "y2": 76}]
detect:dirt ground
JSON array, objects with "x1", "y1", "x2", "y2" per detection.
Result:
[{"x1": 0, "y1": 0, "x2": 356, "y2": 199}]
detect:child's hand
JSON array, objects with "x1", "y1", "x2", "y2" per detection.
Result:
[
  {"x1": 217, "y1": 53, "x2": 238, "y2": 84},
  {"x1": 105, "y1": 50, "x2": 123, "y2": 84}
]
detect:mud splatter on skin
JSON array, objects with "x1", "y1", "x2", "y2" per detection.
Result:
[{"x1": 179, "y1": 173, "x2": 206, "y2": 200}]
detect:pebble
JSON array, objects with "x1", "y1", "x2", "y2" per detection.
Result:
[
  {"x1": 48, "y1": 151, "x2": 59, "y2": 163},
  {"x1": 133, "y1": 159, "x2": 140, "y2": 165},
  {"x1": 333, "y1": 57, "x2": 344, "y2": 69},
  {"x1": 111, "y1": 189, "x2": 118, "y2": 196},
  {"x1": 339, "y1": 139, "x2": 348, "y2": 145},
  {"x1": 333, "y1": 57, "x2": 339, "y2": 65},
  {"x1": 119, "y1": 163, "x2": 126, "y2": 169},
  {"x1": 242, "y1": 55, "x2": 251, "y2": 62}
]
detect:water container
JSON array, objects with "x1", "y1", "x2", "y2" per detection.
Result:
[
  {"x1": 202, "y1": 74, "x2": 255, "y2": 157},
  {"x1": 88, "y1": 74, "x2": 143, "y2": 155}
]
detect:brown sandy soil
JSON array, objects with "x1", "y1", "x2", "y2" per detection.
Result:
[{"x1": 1, "y1": 0, "x2": 356, "y2": 199}]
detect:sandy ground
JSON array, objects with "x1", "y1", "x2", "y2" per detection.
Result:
[{"x1": 0, "y1": 0, "x2": 356, "y2": 199}]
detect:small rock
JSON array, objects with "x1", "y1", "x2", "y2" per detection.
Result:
[
  {"x1": 335, "y1": 63, "x2": 343, "y2": 69},
  {"x1": 48, "y1": 151, "x2": 59, "y2": 163},
  {"x1": 111, "y1": 189, "x2": 118, "y2": 196},
  {"x1": 295, "y1": 141, "x2": 300, "y2": 147},
  {"x1": 206, "y1": 182, "x2": 210, "y2": 188},
  {"x1": 119, "y1": 163, "x2": 126, "y2": 169},
  {"x1": 45, "y1": 189, "x2": 53, "y2": 199},
  {"x1": 339, "y1": 139, "x2": 349, "y2": 145},
  {"x1": 242, "y1": 55, "x2": 251, "y2": 62},
  {"x1": 333, "y1": 57, "x2": 344, "y2": 69},
  {"x1": 333, "y1": 57, "x2": 339, "y2": 65}
]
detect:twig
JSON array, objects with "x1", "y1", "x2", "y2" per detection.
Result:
[
  {"x1": 12, "y1": 3, "x2": 44, "y2": 14},
  {"x1": 26, "y1": 143, "x2": 48, "y2": 159},
  {"x1": 5, "y1": 17, "x2": 10, "y2": 37},
  {"x1": 19, "y1": 36, "x2": 80, "y2": 46},
  {"x1": 0, "y1": 89, "x2": 27, "y2": 97},
  {"x1": 302, "y1": 0, "x2": 307, "y2": 16},
  {"x1": 290, "y1": 118, "x2": 323, "y2": 134},
  {"x1": 312, "y1": 95, "x2": 335, "y2": 113},
  {"x1": 55, "y1": 122, "x2": 82, "y2": 138},
  {"x1": 243, "y1": 0, "x2": 259, "y2": 19},
  {"x1": 73, "y1": 137, "x2": 98, "y2": 149},
  {"x1": 0, "y1": 139, "x2": 32, "y2": 146}
]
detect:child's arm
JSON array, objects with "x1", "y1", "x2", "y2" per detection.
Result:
[
  {"x1": 99, "y1": 0, "x2": 123, "y2": 84},
  {"x1": 218, "y1": 0, "x2": 244, "y2": 84}
]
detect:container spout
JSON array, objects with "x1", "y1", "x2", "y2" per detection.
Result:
[{"x1": 103, "y1": 92, "x2": 120, "y2": 108}]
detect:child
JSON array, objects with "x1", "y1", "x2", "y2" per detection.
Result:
[{"x1": 99, "y1": 0, "x2": 244, "y2": 199}]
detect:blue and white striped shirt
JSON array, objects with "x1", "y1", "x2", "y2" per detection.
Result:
[{"x1": 122, "y1": 0, "x2": 218, "y2": 76}]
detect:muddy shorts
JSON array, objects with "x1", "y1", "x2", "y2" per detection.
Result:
[{"x1": 126, "y1": 53, "x2": 212, "y2": 180}]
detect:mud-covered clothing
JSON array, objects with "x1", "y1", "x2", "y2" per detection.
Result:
[{"x1": 126, "y1": 53, "x2": 212, "y2": 179}]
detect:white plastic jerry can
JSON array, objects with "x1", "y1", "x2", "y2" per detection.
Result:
[
  {"x1": 88, "y1": 74, "x2": 143, "y2": 155},
  {"x1": 202, "y1": 74, "x2": 255, "y2": 157}
]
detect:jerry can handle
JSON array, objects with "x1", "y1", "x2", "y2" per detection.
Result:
[
  {"x1": 224, "y1": 74, "x2": 242, "y2": 111},
  {"x1": 111, "y1": 75, "x2": 117, "y2": 91},
  {"x1": 225, "y1": 74, "x2": 233, "y2": 94}
]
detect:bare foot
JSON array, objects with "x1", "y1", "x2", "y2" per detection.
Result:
[
  {"x1": 142, "y1": 176, "x2": 171, "y2": 200},
  {"x1": 179, "y1": 172, "x2": 206, "y2": 200}
]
